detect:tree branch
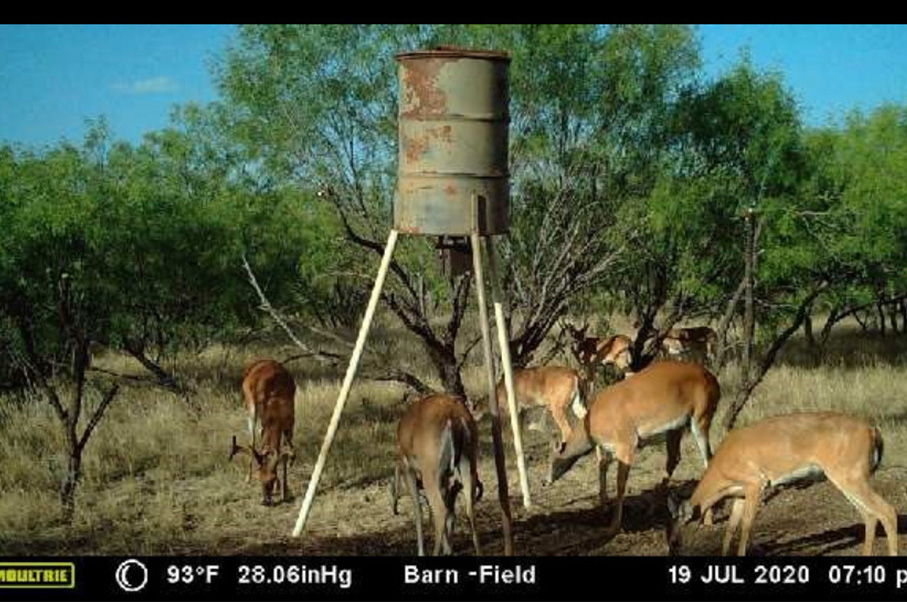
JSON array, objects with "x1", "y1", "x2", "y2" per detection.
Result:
[
  {"x1": 242, "y1": 254, "x2": 341, "y2": 365},
  {"x1": 77, "y1": 384, "x2": 120, "y2": 452}
]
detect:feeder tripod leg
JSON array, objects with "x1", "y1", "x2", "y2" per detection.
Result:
[
  {"x1": 486, "y1": 236, "x2": 531, "y2": 509},
  {"x1": 292, "y1": 229, "x2": 399, "y2": 538},
  {"x1": 470, "y1": 232, "x2": 515, "y2": 555}
]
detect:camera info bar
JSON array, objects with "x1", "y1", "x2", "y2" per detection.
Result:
[{"x1": 4, "y1": 556, "x2": 907, "y2": 601}]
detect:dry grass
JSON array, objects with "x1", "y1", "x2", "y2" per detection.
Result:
[{"x1": 2, "y1": 317, "x2": 907, "y2": 556}]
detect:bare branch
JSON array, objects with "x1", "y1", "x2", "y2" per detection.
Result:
[
  {"x1": 15, "y1": 321, "x2": 68, "y2": 423},
  {"x1": 364, "y1": 368, "x2": 434, "y2": 395},
  {"x1": 330, "y1": 192, "x2": 420, "y2": 304},
  {"x1": 242, "y1": 254, "x2": 340, "y2": 365},
  {"x1": 77, "y1": 384, "x2": 120, "y2": 452},
  {"x1": 86, "y1": 365, "x2": 161, "y2": 385}
]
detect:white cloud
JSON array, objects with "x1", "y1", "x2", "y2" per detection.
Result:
[{"x1": 111, "y1": 76, "x2": 178, "y2": 95}]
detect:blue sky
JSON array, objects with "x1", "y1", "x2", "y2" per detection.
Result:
[{"x1": 1, "y1": 24, "x2": 905, "y2": 148}]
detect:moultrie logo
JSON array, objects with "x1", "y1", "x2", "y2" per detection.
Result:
[{"x1": 0, "y1": 562, "x2": 76, "y2": 588}]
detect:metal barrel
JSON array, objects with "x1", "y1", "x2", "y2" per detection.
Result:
[{"x1": 394, "y1": 48, "x2": 510, "y2": 236}]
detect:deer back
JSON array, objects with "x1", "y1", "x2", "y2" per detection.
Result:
[
  {"x1": 242, "y1": 359, "x2": 296, "y2": 446},
  {"x1": 398, "y1": 394, "x2": 478, "y2": 481},
  {"x1": 588, "y1": 360, "x2": 719, "y2": 441}
]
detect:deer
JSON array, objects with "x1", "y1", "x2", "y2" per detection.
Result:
[
  {"x1": 565, "y1": 322, "x2": 634, "y2": 379},
  {"x1": 661, "y1": 326, "x2": 718, "y2": 364},
  {"x1": 667, "y1": 411, "x2": 897, "y2": 556},
  {"x1": 229, "y1": 359, "x2": 296, "y2": 505},
  {"x1": 391, "y1": 393, "x2": 483, "y2": 556},
  {"x1": 473, "y1": 365, "x2": 586, "y2": 448},
  {"x1": 546, "y1": 360, "x2": 721, "y2": 540}
]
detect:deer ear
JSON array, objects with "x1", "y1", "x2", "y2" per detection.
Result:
[
  {"x1": 230, "y1": 435, "x2": 248, "y2": 460},
  {"x1": 230, "y1": 437, "x2": 264, "y2": 466}
]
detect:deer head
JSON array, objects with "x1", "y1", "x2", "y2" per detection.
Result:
[{"x1": 230, "y1": 435, "x2": 293, "y2": 505}]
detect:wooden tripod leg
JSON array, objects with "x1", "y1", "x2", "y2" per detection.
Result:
[
  {"x1": 471, "y1": 232, "x2": 515, "y2": 556},
  {"x1": 291, "y1": 229, "x2": 399, "y2": 538},
  {"x1": 486, "y1": 236, "x2": 531, "y2": 509}
]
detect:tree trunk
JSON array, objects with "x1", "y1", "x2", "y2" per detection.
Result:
[
  {"x1": 887, "y1": 301, "x2": 900, "y2": 334},
  {"x1": 802, "y1": 309, "x2": 822, "y2": 365},
  {"x1": 433, "y1": 348, "x2": 466, "y2": 399},
  {"x1": 742, "y1": 209, "x2": 756, "y2": 385},
  {"x1": 60, "y1": 433, "x2": 82, "y2": 525},
  {"x1": 803, "y1": 312, "x2": 816, "y2": 348},
  {"x1": 715, "y1": 276, "x2": 747, "y2": 368},
  {"x1": 878, "y1": 301, "x2": 887, "y2": 337},
  {"x1": 820, "y1": 306, "x2": 839, "y2": 347},
  {"x1": 724, "y1": 284, "x2": 827, "y2": 430},
  {"x1": 124, "y1": 343, "x2": 188, "y2": 397}
]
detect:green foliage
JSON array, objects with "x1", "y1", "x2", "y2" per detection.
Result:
[
  {"x1": 4, "y1": 24, "x2": 907, "y2": 394},
  {"x1": 791, "y1": 105, "x2": 907, "y2": 324},
  {"x1": 0, "y1": 119, "x2": 338, "y2": 380}
]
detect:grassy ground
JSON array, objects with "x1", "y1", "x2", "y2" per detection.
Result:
[{"x1": 2, "y1": 317, "x2": 907, "y2": 556}]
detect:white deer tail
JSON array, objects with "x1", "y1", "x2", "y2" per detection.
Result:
[
  {"x1": 438, "y1": 419, "x2": 458, "y2": 478},
  {"x1": 570, "y1": 374, "x2": 587, "y2": 419}
]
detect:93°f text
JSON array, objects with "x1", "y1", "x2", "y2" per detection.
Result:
[{"x1": 404, "y1": 564, "x2": 536, "y2": 585}]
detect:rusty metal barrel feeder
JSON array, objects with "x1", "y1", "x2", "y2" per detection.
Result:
[
  {"x1": 394, "y1": 48, "x2": 510, "y2": 236},
  {"x1": 292, "y1": 48, "x2": 529, "y2": 546}
]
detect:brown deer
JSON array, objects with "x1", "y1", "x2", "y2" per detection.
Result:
[
  {"x1": 391, "y1": 393, "x2": 483, "y2": 556},
  {"x1": 565, "y1": 323, "x2": 634, "y2": 379},
  {"x1": 661, "y1": 326, "x2": 718, "y2": 364},
  {"x1": 230, "y1": 359, "x2": 296, "y2": 505},
  {"x1": 472, "y1": 365, "x2": 586, "y2": 448},
  {"x1": 546, "y1": 360, "x2": 721, "y2": 539},
  {"x1": 668, "y1": 412, "x2": 897, "y2": 556}
]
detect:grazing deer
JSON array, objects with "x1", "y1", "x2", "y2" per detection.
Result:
[
  {"x1": 473, "y1": 365, "x2": 586, "y2": 447},
  {"x1": 565, "y1": 323, "x2": 634, "y2": 379},
  {"x1": 546, "y1": 360, "x2": 721, "y2": 539},
  {"x1": 661, "y1": 326, "x2": 718, "y2": 364},
  {"x1": 230, "y1": 359, "x2": 296, "y2": 505},
  {"x1": 667, "y1": 412, "x2": 897, "y2": 556},
  {"x1": 392, "y1": 393, "x2": 483, "y2": 556}
]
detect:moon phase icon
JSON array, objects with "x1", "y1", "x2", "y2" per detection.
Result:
[{"x1": 115, "y1": 559, "x2": 149, "y2": 592}]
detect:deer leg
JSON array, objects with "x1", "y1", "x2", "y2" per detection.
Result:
[
  {"x1": 858, "y1": 507, "x2": 879, "y2": 556},
  {"x1": 402, "y1": 465, "x2": 425, "y2": 556},
  {"x1": 444, "y1": 509, "x2": 456, "y2": 556},
  {"x1": 597, "y1": 447, "x2": 611, "y2": 507},
  {"x1": 459, "y1": 460, "x2": 482, "y2": 555},
  {"x1": 605, "y1": 455, "x2": 633, "y2": 539},
  {"x1": 722, "y1": 498, "x2": 744, "y2": 556},
  {"x1": 246, "y1": 411, "x2": 256, "y2": 483},
  {"x1": 663, "y1": 429, "x2": 682, "y2": 487},
  {"x1": 423, "y1": 477, "x2": 449, "y2": 556},
  {"x1": 836, "y1": 478, "x2": 898, "y2": 556},
  {"x1": 282, "y1": 455, "x2": 289, "y2": 502},
  {"x1": 284, "y1": 429, "x2": 295, "y2": 466},
  {"x1": 550, "y1": 403, "x2": 573, "y2": 448},
  {"x1": 691, "y1": 416, "x2": 714, "y2": 525},
  {"x1": 736, "y1": 485, "x2": 763, "y2": 556},
  {"x1": 442, "y1": 481, "x2": 461, "y2": 556},
  {"x1": 282, "y1": 430, "x2": 294, "y2": 502}
]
